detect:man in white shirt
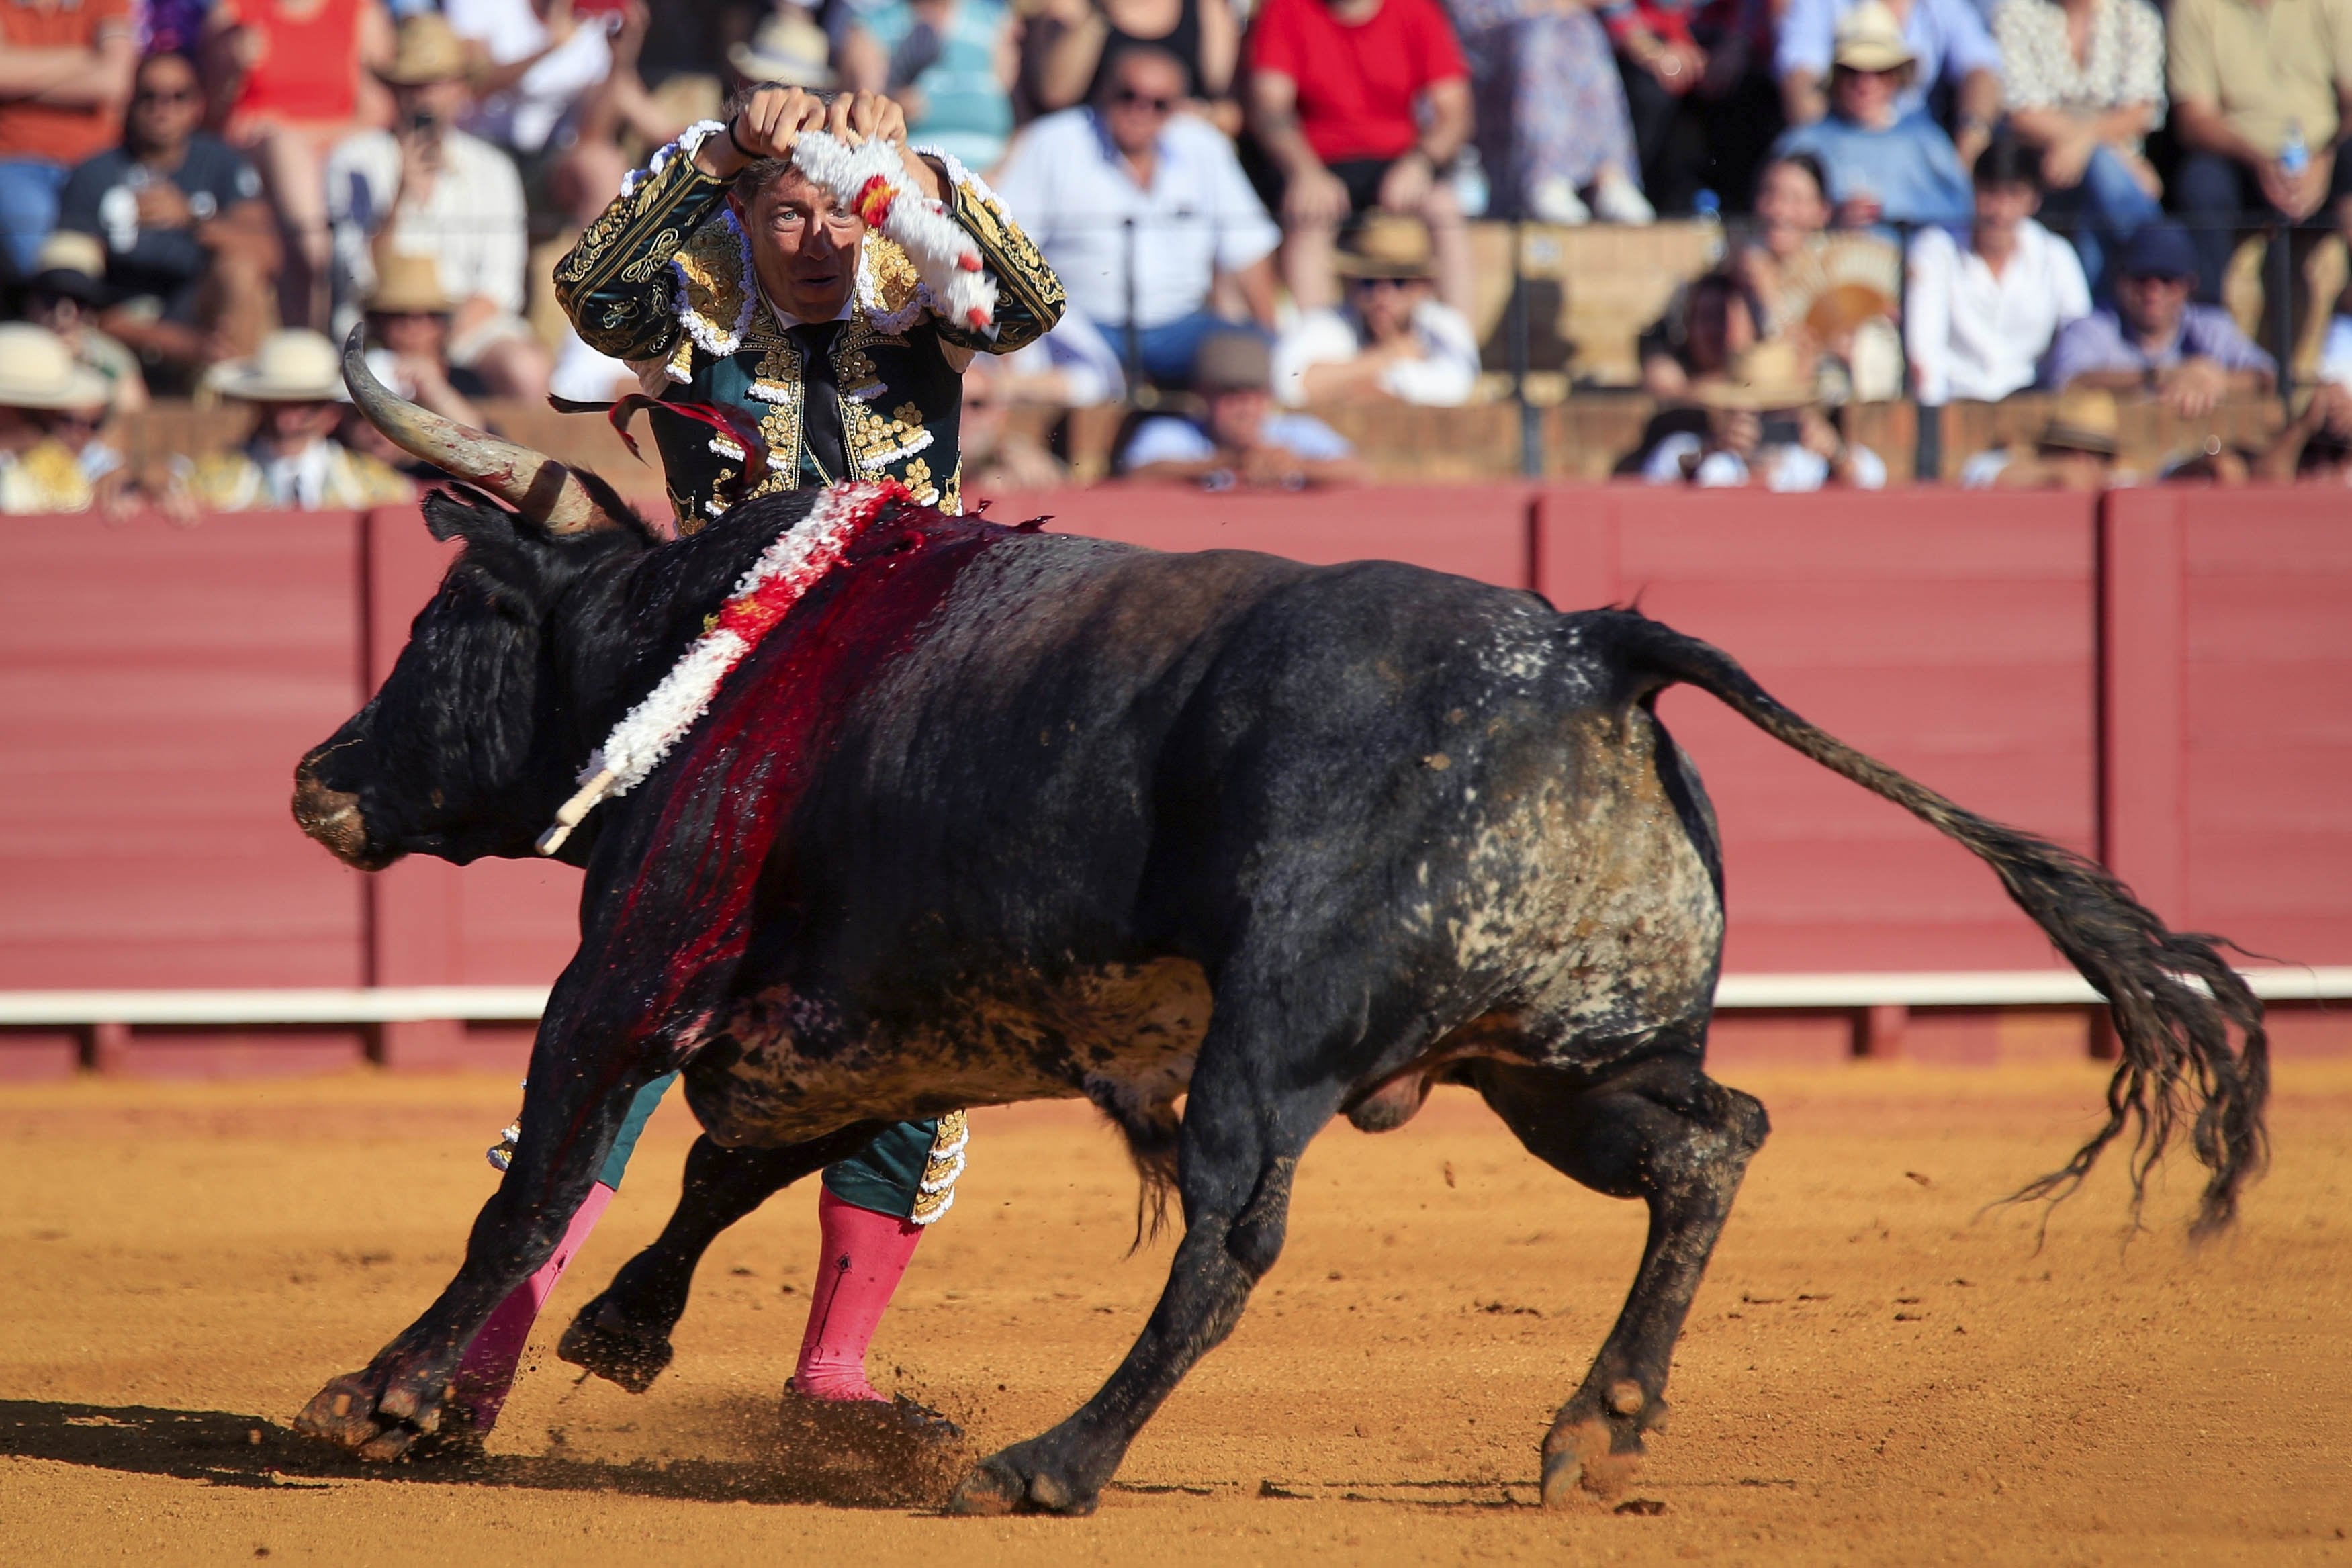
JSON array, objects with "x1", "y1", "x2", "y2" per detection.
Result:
[
  {"x1": 443, "y1": 0, "x2": 616, "y2": 160},
  {"x1": 991, "y1": 44, "x2": 1280, "y2": 385},
  {"x1": 325, "y1": 14, "x2": 550, "y2": 400},
  {"x1": 1271, "y1": 214, "x2": 1478, "y2": 407},
  {"x1": 1904, "y1": 132, "x2": 2087, "y2": 406}
]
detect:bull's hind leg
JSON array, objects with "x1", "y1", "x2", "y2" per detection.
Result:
[
  {"x1": 559, "y1": 1124, "x2": 889, "y2": 1393},
  {"x1": 1472, "y1": 1049, "x2": 1768, "y2": 1506},
  {"x1": 948, "y1": 990, "x2": 1345, "y2": 1516}
]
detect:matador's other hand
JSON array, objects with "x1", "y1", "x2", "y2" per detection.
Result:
[{"x1": 731, "y1": 85, "x2": 830, "y2": 163}]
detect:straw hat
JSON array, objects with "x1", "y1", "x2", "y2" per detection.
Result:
[
  {"x1": 1335, "y1": 214, "x2": 1436, "y2": 280},
  {"x1": 2037, "y1": 387, "x2": 2120, "y2": 456},
  {"x1": 0, "y1": 323, "x2": 109, "y2": 410},
  {"x1": 365, "y1": 252, "x2": 454, "y2": 315},
  {"x1": 206, "y1": 328, "x2": 349, "y2": 402},
  {"x1": 27, "y1": 230, "x2": 111, "y2": 306},
  {"x1": 1194, "y1": 330, "x2": 1273, "y2": 393},
  {"x1": 375, "y1": 13, "x2": 473, "y2": 87},
  {"x1": 1694, "y1": 342, "x2": 1818, "y2": 412},
  {"x1": 1832, "y1": 2, "x2": 1915, "y2": 72},
  {"x1": 729, "y1": 8, "x2": 835, "y2": 87}
]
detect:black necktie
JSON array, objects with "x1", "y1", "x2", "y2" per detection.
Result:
[{"x1": 791, "y1": 320, "x2": 849, "y2": 486}]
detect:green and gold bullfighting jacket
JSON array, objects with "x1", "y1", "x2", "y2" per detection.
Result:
[{"x1": 553, "y1": 123, "x2": 1064, "y2": 531}]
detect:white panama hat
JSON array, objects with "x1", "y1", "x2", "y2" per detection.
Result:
[
  {"x1": 206, "y1": 328, "x2": 350, "y2": 403},
  {"x1": 0, "y1": 322, "x2": 110, "y2": 412}
]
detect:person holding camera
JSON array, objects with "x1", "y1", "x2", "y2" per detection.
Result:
[{"x1": 323, "y1": 13, "x2": 551, "y2": 400}]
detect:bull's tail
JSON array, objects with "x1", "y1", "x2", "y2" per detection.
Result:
[{"x1": 1603, "y1": 610, "x2": 2268, "y2": 1236}]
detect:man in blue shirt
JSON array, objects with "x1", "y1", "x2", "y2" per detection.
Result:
[
  {"x1": 1120, "y1": 329, "x2": 1365, "y2": 486},
  {"x1": 1777, "y1": 0, "x2": 2001, "y2": 170},
  {"x1": 1771, "y1": 3, "x2": 1971, "y2": 233},
  {"x1": 2041, "y1": 222, "x2": 2277, "y2": 418}
]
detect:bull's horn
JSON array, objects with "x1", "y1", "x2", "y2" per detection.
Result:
[{"x1": 340, "y1": 325, "x2": 608, "y2": 535}]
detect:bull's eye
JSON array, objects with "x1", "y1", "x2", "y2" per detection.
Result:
[{"x1": 428, "y1": 788, "x2": 446, "y2": 809}]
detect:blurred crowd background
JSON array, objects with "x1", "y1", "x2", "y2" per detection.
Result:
[{"x1": 7, "y1": 0, "x2": 2352, "y2": 513}]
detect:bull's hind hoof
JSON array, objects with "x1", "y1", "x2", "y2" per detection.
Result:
[
  {"x1": 293, "y1": 1370, "x2": 443, "y2": 1463},
  {"x1": 945, "y1": 1448, "x2": 1099, "y2": 1516},
  {"x1": 557, "y1": 1294, "x2": 674, "y2": 1394}
]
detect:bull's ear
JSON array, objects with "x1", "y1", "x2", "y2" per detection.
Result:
[{"x1": 421, "y1": 488, "x2": 520, "y2": 546}]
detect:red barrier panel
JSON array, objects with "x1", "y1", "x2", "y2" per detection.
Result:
[
  {"x1": 0, "y1": 512, "x2": 371, "y2": 990},
  {"x1": 2104, "y1": 488, "x2": 2352, "y2": 968},
  {"x1": 1029, "y1": 485, "x2": 1535, "y2": 585},
  {"x1": 1537, "y1": 487, "x2": 2103, "y2": 974}
]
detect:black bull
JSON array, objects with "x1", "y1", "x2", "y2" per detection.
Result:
[{"x1": 288, "y1": 484, "x2": 2265, "y2": 1514}]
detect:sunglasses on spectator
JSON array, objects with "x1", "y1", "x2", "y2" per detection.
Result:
[
  {"x1": 2124, "y1": 271, "x2": 2190, "y2": 285},
  {"x1": 1349, "y1": 275, "x2": 1419, "y2": 291},
  {"x1": 1112, "y1": 89, "x2": 1176, "y2": 113},
  {"x1": 136, "y1": 86, "x2": 201, "y2": 105}
]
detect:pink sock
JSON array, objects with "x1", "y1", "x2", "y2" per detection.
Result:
[
  {"x1": 448, "y1": 1180, "x2": 617, "y2": 1429},
  {"x1": 793, "y1": 1189, "x2": 923, "y2": 1403}
]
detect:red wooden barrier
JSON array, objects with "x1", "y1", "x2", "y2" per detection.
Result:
[
  {"x1": 1536, "y1": 487, "x2": 2103, "y2": 976},
  {"x1": 2, "y1": 485, "x2": 2345, "y2": 1078}
]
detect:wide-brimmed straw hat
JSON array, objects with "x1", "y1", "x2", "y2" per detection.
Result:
[
  {"x1": 365, "y1": 252, "x2": 455, "y2": 314},
  {"x1": 1194, "y1": 330, "x2": 1273, "y2": 394},
  {"x1": 1335, "y1": 214, "x2": 1436, "y2": 280},
  {"x1": 0, "y1": 323, "x2": 109, "y2": 410},
  {"x1": 375, "y1": 13, "x2": 473, "y2": 87},
  {"x1": 1693, "y1": 342, "x2": 1818, "y2": 412},
  {"x1": 206, "y1": 328, "x2": 349, "y2": 402},
  {"x1": 729, "y1": 8, "x2": 835, "y2": 87},
  {"x1": 2037, "y1": 387, "x2": 2120, "y2": 456},
  {"x1": 26, "y1": 230, "x2": 111, "y2": 306},
  {"x1": 1832, "y1": 1, "x2": 1915, "y2": 72}
]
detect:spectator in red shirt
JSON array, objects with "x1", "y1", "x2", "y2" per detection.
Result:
[
  {"x1": 1246, "y1": 0, "x2": 1474, "y2": 314},
  {"x1": 0, "y1": 0, "x2": 138, "y2": 275}
]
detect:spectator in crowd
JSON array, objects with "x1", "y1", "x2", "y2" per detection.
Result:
[
  {"x1": 1604, "y1": 0, "x2": 1783, "y2": 215},
  {"x1": 1025, "y1": 0, "x2": 1240, "y2": 128},
  {"x1": 2249, "y1": 379, "x2": 2352, "y2": 481},
  {"x1": 17, "y1": 231, "x2": 147, "y2": 413},
  {"x1": 842, "y1": 0, "x2": 1020, "y2": 172},
  {"x1": 445, "y1": 0, "x2": 615, "y2": 175},
  {"x1": 180, "y1": 326, "x2": 413, "y2": 509},
  {"x1": 2043, "y1": 220, "x2": 2277, "y2": 415},
  {"x1": 2167, "y1": 0, "x2": 2352, "y2": 306},
  {"x1": 1905, "y1": 132, "x2": 2089, "y2": 405},
  {"x1": 361, "y1": 251, "x2": 488, "y2": 429},
  {"x1": 1246, "y1": 0, "x2": 1477, "y2": 312},
  {"x1": 1641, "y1": 340, "x2": 1887, "y2": 488},
  {"x1": 1446, "y1": 0, "x2": 1651, "y2": 226},
  {"x1": 0, "y1": 324, "x2": 113, "y2": 514},
  {"x1": 1957, "y1": 383, "x2": 2121, "y2": 486},
  {"x1": 203, "y1": 0, "x2": 394, "y2": 330},
  {"x1": 1273, "y1": 214, "x2": 1478, "y2": 406},
  {"x1": 1729, "y1": 150, "x2": 1903, "y2": 387},
  {"x1": 991, "y1": 302, "x2": 1129, "y2": 405},
  {"x1": 958, "y1": 353, "x2": 1072, "y2": 493},
  {"x1": 1641, "y1": 269, "x2": 1761, "y2": 398},
  {"x1": 1120, "y1": 327, "x2": 1367, "y2": 485},
  {"x1": 1993, "y1": 0, "x2": 2164, "y2": 291},
  {"x1": 993, "y1": 45, "x2": 1279, "y2": 385},
  {"x1": 56, "y1": 49, "x2": 279, "y2": 394},
  {"x1": 1771, "y1": 3, "x2": 1973, "y2": 232},
  {"x1": 0, "y1": 0, "x2": 137, "y2": 275},
  {"x1": 1778, "y1": 0, "x2": 2003, "y2": 171},
  {"x1": 325, "y1": 13, "x2": 549, "y2": 400}
]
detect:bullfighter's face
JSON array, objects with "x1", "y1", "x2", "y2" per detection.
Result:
[{"x1": 733, "y1": 169, "x2": 867, "y2": 323}]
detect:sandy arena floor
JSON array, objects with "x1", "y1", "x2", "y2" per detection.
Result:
[{"x1": 1, "y1": 1060, "x2": 2347, "y2": 1565}]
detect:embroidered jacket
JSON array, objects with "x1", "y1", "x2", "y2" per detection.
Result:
[{"x1": 553, "y1": 122, "x2": 1065, "y2": 530}]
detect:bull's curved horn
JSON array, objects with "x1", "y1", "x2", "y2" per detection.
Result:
[{"x1": 340, "y1": 325, "x2": 608, "y2": 535}]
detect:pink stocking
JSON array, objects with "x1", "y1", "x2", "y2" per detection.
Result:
[
  {"x1": 793, "y1": 1189, "x2": 924, "y2": 1402},
  {"x1": 447, "y1": 1180, "x2": 616, "y2": 1429}
]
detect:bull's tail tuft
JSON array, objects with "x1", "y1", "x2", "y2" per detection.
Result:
[{"x1": 1598, "y1": 610, "x2": 2269, "y2": 1236}]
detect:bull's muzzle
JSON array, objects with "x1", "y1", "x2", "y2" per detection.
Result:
[{"x1": 292, "y1": 754, "x2": 393, "y2": 871}]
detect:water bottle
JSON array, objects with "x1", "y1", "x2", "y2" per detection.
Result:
[{"x1": 2281, "y1": 122, "x2": 2309, "y2": 179}]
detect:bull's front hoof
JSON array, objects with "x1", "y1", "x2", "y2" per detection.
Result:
[
  {"x1": 292, "y1": 1369, "x2": 443, "y2": 1463},
  {"x1": 557, "y1": 1293, "x2": 674, "y2": 1394},
  {"x1": 1540, "y1": 1388, "x2": 1665, "y2": 1508},
  {"x1": 944, "y1": 1446, "x2": 1099, "y2": 1517}
]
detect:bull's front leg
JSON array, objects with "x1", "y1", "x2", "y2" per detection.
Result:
[
  {"x1": 949, "y1": 997, "x2": 1343, "y2": 1516},
  {"x1": 293, "y1": 1025, "x2": 668, "y2": 1461}
]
